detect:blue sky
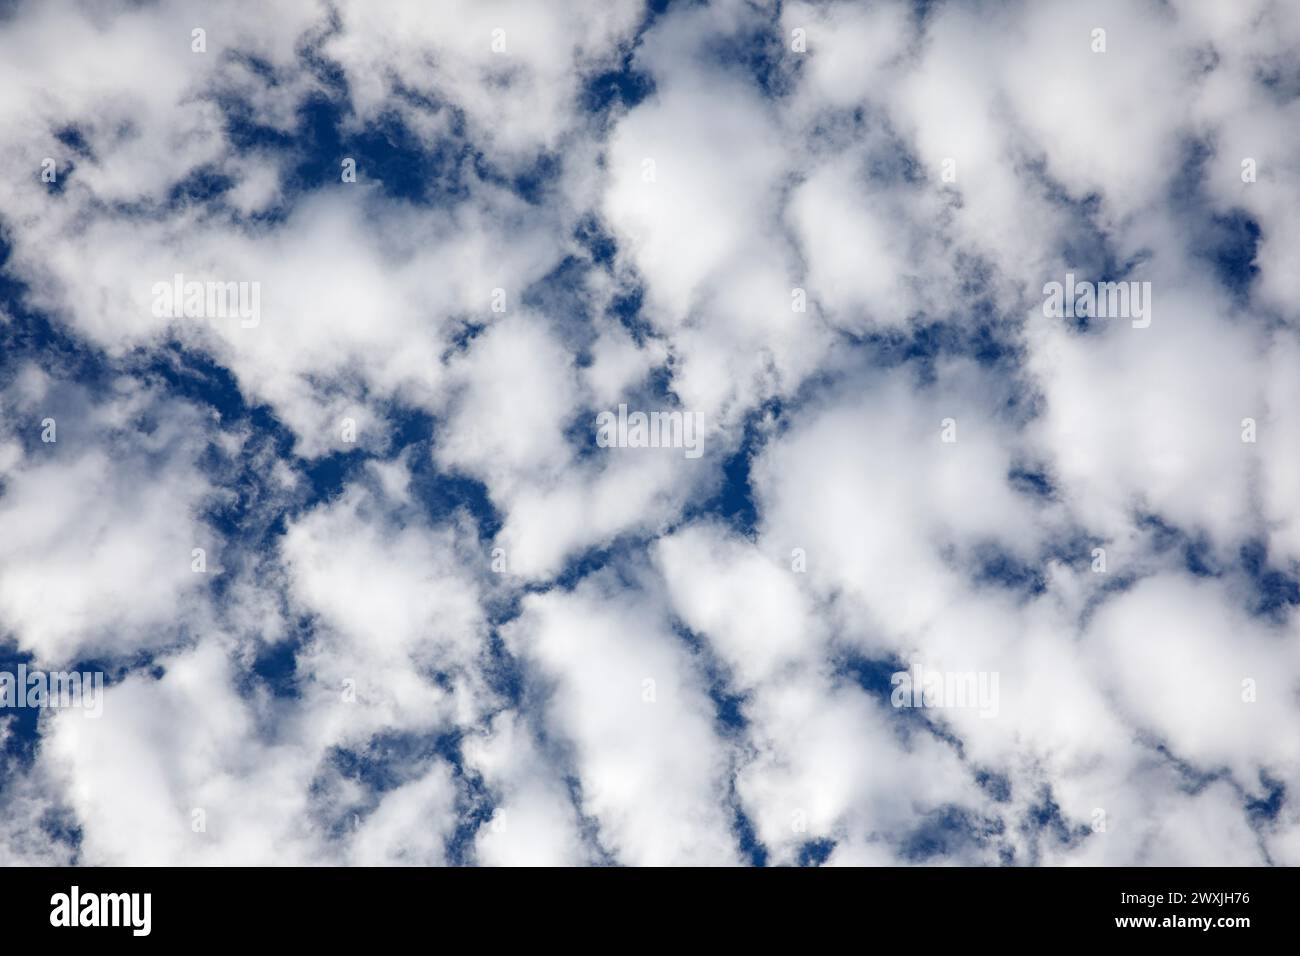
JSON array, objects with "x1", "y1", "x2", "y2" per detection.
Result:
[{"x1": 0, "y1": 0, "x2": 1297, "y2": 866}]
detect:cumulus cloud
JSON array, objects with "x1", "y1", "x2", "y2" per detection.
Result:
[{"x1": 1, "y1": 0, "x2": 1298, "y2": 867}]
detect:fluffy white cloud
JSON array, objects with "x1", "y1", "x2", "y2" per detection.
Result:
[
  {"x1": 0, "y1": 366, "x2": 219, "y2": 665},
  {"x1": 503, "y1": 573, "x2": 741, "y2": 865},
  {"x1": 1, "y1": 0, "x2": 1298, "y2": 867}
]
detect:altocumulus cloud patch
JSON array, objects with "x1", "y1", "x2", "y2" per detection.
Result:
[{"x1": 0, "y1": 0, "x2": 1297, "y2": 868}]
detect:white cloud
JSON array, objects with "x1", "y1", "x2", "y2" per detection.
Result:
[
  {"x1": 3, "y1": 0, "x2": 1300, "y2": 868},
  {"x1": 503, "y1": 573, "x2": 741, "y2": 865}
]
